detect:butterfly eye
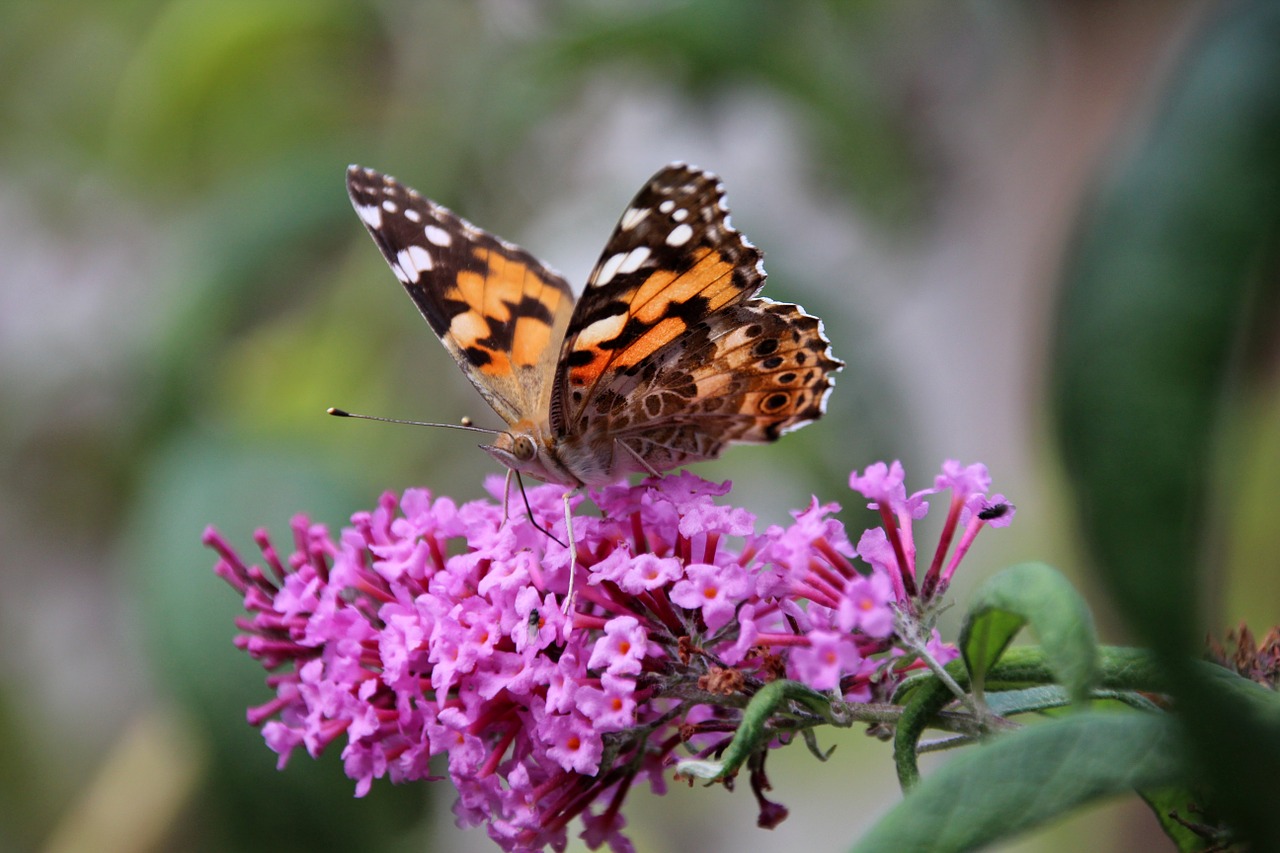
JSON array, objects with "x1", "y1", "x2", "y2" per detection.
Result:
[{"x1": 512, "y1": 435, "x2": 537, "y2": 462}]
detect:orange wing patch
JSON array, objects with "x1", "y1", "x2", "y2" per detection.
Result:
[
  {"x1": 615, "y1": 316, "x2": 687, "y2": 368},
  {"x1": 630, "y1": 249, "x2": 736, "y2": 324},
  {"x1": 564, "y1": 249, "x2": 740, "y2": 388},
  {"x1": 444, "y1": 247, "x2": 569, "y2": 377}
]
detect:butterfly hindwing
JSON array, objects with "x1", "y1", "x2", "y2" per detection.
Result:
[
  {"x1": 563, "y1": 299, "x2": 841, "y2": 475},
  {"x1": 346, "y1": 165, "x2": 573, "y2": 427}
]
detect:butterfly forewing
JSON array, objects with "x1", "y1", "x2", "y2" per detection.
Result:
[
  {"x1": 346, "y1": 165, "x2": 573, "y2": 427},
  {"x1": 551, "y1": 164, "x2": 768, "y2": 433}
]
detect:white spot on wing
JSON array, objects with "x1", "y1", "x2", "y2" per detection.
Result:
[
  {"x1": 672, "y1": 208, "x2": 689, "y2": 222},
  {"x1": 356, "y1": 204, "x2": 383, "y2": 228},
  {"x1": 779, "y1": 416, "x2": 815, "y2": 435},
  {"x1": 382, "y1": 199, "x2": 398, "y2": 213},
  {"x1": 424, "y1": 225, "x2": 452, "y2": 247},
  {"x1": 658, "y1": 200, "x2": 675, "y2": 214},
  {"x1": 617, "y1": 246, "x2": 650, "y2": 274},
  {"x1": 410, "y1": 244, "x2": 434, "y2": 271},
  {"x1": 404, "y1": 208, "x2": 422, "y2": 223},
  {"x1": 666, "y1": 223, "x2": 694, "y2": 247},
  {"x1": 395, "y1": 245, "x2": 433, "y2": 281},
  {"x1": 576, "y1": 313, "x2": 627, "y2": 347},
  {"x1": 593, "y1": 251, "x2": 626, "y2": 287},
  {"x1": 449, "y1": 311, "x2": 487, "y2": 342},
  {"x1": 620, "y1": 207, "x2": 649, "y2": 230}
]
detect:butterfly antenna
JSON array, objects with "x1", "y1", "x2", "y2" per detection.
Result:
[{"x1": 326, "y1": 407, "x2": 502, "y2": 435}]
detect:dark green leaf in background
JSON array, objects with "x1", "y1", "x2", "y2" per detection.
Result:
[
  {"x1": 1051, "y1": 0, "x2": 1280, "y2": 846},
  {"x1": 121, "y1": 433, "x2": 427, "y2": 852}
]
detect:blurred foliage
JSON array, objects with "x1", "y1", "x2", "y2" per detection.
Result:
[
  {"x1": 4, "y1": 0, "x2": 1278, "y2": 850},
  {"x1": 1052, "y1": 0, "x2": 1280, "y2": 848},
  {"x1": 542, "y1": 0, "x2": 923, "y2": 219},
  {"x1": 107, "y1": 0, "x2": 380, "y2": 192},
  {"x1": 124, "y1": 434, "x2": 427, "y2": 852}
]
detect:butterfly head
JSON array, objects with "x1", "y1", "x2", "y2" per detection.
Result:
[{"x1": 482, "y1": 424, "x2": 580, "y2": 488}]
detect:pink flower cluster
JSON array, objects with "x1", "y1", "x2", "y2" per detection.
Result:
[{"x1": 207, "y1": 461, "x2": 1010, "y2": 852}]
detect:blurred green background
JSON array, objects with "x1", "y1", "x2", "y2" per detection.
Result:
[{"x1": 3, "y1": 1, "x2": 1277, "y2": 851}]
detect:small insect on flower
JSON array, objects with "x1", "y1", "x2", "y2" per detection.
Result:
[{"x1": 979, "y1": 502, "x2": 1012, "y2": 521}]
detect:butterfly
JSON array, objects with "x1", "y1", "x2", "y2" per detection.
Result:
[{"x1": 345, "y1": 162, "x2": 842, "y2": 492}]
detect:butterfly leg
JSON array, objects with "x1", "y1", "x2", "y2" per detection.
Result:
[
  {"x1": 509, "y1": 475, "x2": 576, "y2": 612},
  {"x1": 617, "y1": 438, "x2": 662, "y2": 478},
  {"x1": 501, "y1": 468, "x2": 514, "y2": 526},
  {"x1": 561, "y1": 489, "x2": 577, "y2": 613}
]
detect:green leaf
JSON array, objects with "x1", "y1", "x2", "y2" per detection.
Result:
[
  {"x1": 959, "y1": 563, "x2": 1099, "y2": 706},
  {"x1": 675, "y1": 679, "x2": 837, "y2": 781},
  {"x1": 108, "y1": 0, "x2": 375, "y2": 189},
  {"x1": 1139, "y1": 787, "x2": 1221, "y2": 852},
  {"x1": 983, "y1": 686, "x2": 1071, "y2": 717},
  {"x1": 857, "y1": 712, "x2": 1186, "y2": 853},
  {"x1": 891, "y1": 645, "x2": 1176, "y2": 791},
  {"x1": 1052, "y1": 0, "x2": 1280, "y2": 662},
  {"x1": 892, "y1": 661, "x2": 963, "y2": 791}
]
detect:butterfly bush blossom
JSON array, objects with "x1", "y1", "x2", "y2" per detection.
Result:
[{"x1": 207, "y1": 460, "x2": 1012, "y2": 852}]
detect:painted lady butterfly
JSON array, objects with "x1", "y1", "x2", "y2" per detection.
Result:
[{"x1": 345, "y1": 163, "x2": 842, "y2": 489}]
